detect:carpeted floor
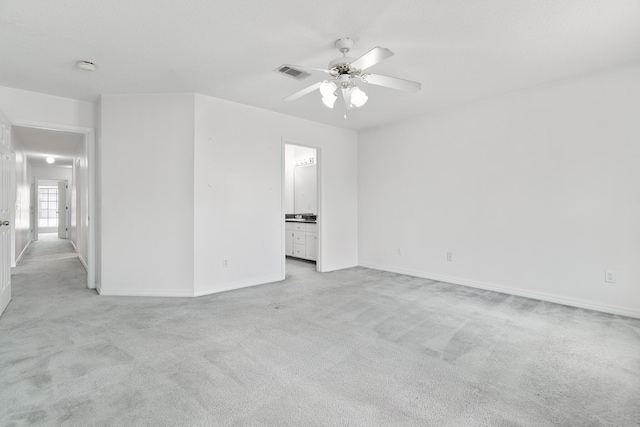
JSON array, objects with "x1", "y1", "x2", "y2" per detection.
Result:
[{"x1": 1, "y1": 235, "x2": 639, "y2": 426}]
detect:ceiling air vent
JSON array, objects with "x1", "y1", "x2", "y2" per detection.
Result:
[{"x1": 275, "y1": 64, "x2": 311, "y2": 80}]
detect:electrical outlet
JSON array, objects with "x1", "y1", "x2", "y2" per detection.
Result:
[
  {"x1": 447, "y1": 252, "x2": 453, "y2": 262},
  {"x1": 397, "y1": 248, "x2": 402, "y2": 255},
  {"x1": 223, "y1": 259, "x2": 228, "y2": 268},
  {"x1": 605, "y1": 270, "x2": 616, "y2": 283}
]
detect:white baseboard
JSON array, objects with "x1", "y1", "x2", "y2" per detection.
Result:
[
  {"x1": 194, "y1": 275, "x2": 283, "y2": 297},
  {"x1": 320, "y1": 262, "x2": 358, "y2": 273},
  {"x1": 77, "y1": 255, "x2": 88, "y2": 272},
  {"x1": 15, "y1": 240, "x2": 33, "y2": 265},
  {"x1": 97, "y1": 276, "x2": 283, "y2": 298},
  {"x1": 359, "y1": 262, "x2": 640, "y2": 319},
  {"x1": 98, "y1": 288, "x2": 194, "y2": 297}
]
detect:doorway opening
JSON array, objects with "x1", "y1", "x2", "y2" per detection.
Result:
[
  {"x1": 34, "y1": 179, "x2": 69, "y2": 240},
  {"x1": 283, "y1": 142, "x2": 321, "y2": 277},
  {"x1": 10, "y1": 122, "x2": 96, "y2": 290}
]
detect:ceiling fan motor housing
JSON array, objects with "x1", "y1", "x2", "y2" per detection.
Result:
[
  {"x1": 329, "y1": 38, "x2": 357, "y2": 75},
  {"x1": 329, "y1": 57, "x2": 357, "y2": 73}
]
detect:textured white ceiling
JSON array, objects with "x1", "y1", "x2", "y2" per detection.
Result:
[
  {"x1": 13, "y1": 126, "x2": 83, "y2": 167},
  {"x1": 1, "y1": 0, "x2": 639, "y2": 131}
]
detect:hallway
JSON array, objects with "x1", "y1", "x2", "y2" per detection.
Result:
[
  {"x1": 12, "y1": 233, "x2": 86, "y2": 294},
  {"x1": 8, "y1": 234, "x2": 89, "y2": 318}
]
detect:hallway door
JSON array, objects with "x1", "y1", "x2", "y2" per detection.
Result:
[{"x1": 0, "y1": 118, "x2": 11, "y2": 316}]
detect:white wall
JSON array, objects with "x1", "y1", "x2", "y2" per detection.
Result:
[
  {"x1": 32, "y1": 165, "x2": 72, "y2": 181},
  {"x1": 10, "y1": 132, "x2": 31, "y2": 263},
  {"x1": 359, "y1": 61, "x2": 640, "y2": 318},
  {"x1": 100, "y1": 94, "x2": 195, "y2": 296},
  {"x1": 193, "y1": 94, "x2": 358, "y2": 295},
  {"x1": 0, "y1": 86, "x2": 95, "y2": 128}
]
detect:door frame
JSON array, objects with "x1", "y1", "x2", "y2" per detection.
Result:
[
  {"x1": 281, "y1": 139, "x2": 323, "y2": 276},
  {"x1": 11, "y1": 119, "x2": 96, "y2": 290},
  {"x1": 0, "y1": 117, "x2": 13, "y2": 316}
]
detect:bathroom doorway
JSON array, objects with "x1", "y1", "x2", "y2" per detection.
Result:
[{"x1": 283, "y1": 143, "x2": 320, "y2": 275}]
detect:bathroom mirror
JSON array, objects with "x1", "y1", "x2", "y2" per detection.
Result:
[{"x1": 294, "y1": 164, "x2": 317, "y2": 214}]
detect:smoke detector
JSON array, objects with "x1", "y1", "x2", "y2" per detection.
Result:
[{"x1": 77, "y1": 61, "x2": 96, "y2": 72}]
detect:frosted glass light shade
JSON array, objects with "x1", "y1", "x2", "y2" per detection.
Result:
[
  {"x1": 350, "y1": 86, "x2": 368, "y2": 108},
  {"x1": 320, "y1": 80, "x2": 337, "y2": 98},
  {"x1": 322, "y1": 94, "x2": 337, "y2": 108}
]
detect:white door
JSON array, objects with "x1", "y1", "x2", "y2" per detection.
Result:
[
  {"x1": 0, "y1": 120, "x2": 12, "y2": 316},
  {"x1": 57, "y1": 180, "x2": 67, "y2": 239}
]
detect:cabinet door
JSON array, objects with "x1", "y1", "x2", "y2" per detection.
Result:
[
  {"x1": 306, "y1": 233, "x2": 317, "y2": 261},
  {"x1": 285, "y1": 231, "x2": 294, "y2": 256}
]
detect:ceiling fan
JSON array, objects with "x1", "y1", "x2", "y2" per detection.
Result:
[{"x1": 278, "y1": 38, "x2": 421, "y2": 116}]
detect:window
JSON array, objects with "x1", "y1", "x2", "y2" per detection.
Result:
[{"x1": 38, "y1": 186, "x2": 58, "y2": 227}]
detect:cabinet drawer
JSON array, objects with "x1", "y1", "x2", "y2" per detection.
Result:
[
  {"x1": 285, "y1": 222, "x2": 294, "y2": 231},
  {"x1": 305, "y1": 223, "x2": 317, "y2": 233},
  {"x1": 293, "y1": 231, "x2": 306, "y2": 244},
  {"x1": 293, "y1": 223, "x2": 306, "y2": 232},
  {"x1": 293, "y1": 244, "x2": 306, "y2": 258}
]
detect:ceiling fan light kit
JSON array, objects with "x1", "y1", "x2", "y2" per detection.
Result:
[{"x1": 279, "y1": 37, "x2": 421, "y2": 116}]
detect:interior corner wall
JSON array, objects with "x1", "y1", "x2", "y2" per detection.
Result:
[
  {"x1": 100, "y1": 93, "x2": 195, "y2": 296},
  {"x1": 193, "y1": 94, "x2": 358, "y2": 295},
  {"x1": 358, "y1": 61, "x2": 640, "y2": 318}
]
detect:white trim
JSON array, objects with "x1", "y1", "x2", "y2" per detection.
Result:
[
  {"x1": 321, "y1": 262, "x2": 358, "y2": 273},
  {"x1": 69, "y1": 227, "x2": 89, "y2": 272},
  {"x1": 280, "y1": 141, "x2": 286, "y2": 281},
  {"x1": 9, "y1": 119, "x2": 97, "y2": 290},
  {"x1": 9, "y1": 149, "x2": 16, "y2": 267},
  {"x1": 97, "y1": 289, "x2": 194, "y2": 297},
  {"x1": 15, "y1": 240, "x2": 32, "y2": 265},
  {"x1": 194, "y1": 275, "x2": 283, "y2": 297},
  {"x1": 359, "y1": 262, "x2": 640, "y2": 320},
  {"x1": 77, "y1": 255, "x2": 88, "y2": 272}
]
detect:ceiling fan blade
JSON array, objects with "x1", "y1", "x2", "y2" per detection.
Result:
[
  {"x1": 349, "y1": 47, "x2": 394, "y2": 71},
  {"x1": 362, "y1": 73, "x2": 422, "y2": 92},
  {"x1": 283, "y1": 81, "x2": 323, "y2": 101}
]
